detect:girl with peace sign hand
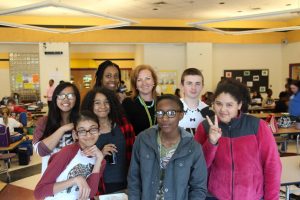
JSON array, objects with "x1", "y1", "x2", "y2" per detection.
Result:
[{"x1": 194, "y1": 79, "x2": 281, "y2": 200}]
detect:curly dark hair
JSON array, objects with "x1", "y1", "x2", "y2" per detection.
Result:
[
  {"x1": 81, "y1": 87, "x2": 125, "y2": 127},
  {"x1": 156, "y1": 94, "x2": 184, "y2": 112},
  {"x1": 42, "y1": 82, "x2": 80, "y2": 139},
  {"x1": 214, "y1": 78, "x2": 250, "y2": 113},
  {"x1": 94, "y1": 60, "x2": 121, "y2": 89}
]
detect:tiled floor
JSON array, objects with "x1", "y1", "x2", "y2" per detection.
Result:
[{"x1": 0, "y1": 139, "x2": 299, "y2": 199}]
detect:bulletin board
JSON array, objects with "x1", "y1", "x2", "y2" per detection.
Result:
[
  {"x1": 224, "y1": 69, "x2": 269, "y2": 93},
  {"x1": 157, "y1": 70, "x2": 177, "y2": 94}
]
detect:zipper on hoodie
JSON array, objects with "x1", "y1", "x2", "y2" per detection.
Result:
[{"x1": 229, "y1": 125, "x2": 234, "y2": 200}]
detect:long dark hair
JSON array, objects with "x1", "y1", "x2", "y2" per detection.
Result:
[
  {"x1": 94, "y1": 60, "x2": 121, "y2": 89},
  {"x1": 81, "y1": 87, "x2": 125, "y2": 127},
  {"x1": 214, "y1": 78, "x2": 250, "y2": 113},
  {"x1": 42, "y1": 82, "x2": 80, "y2": 139}
]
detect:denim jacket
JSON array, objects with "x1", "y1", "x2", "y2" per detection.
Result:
[{"x1": 128, "y1": 125, "x2": 207, "y2": 200}]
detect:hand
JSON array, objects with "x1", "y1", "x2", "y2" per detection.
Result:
[
  {"x1": 60, "y1": 123, "x2": 74, "y2": 133},
  {"x1": 117, "y1": 92, "x2": 126, "y2": 103},
  {"x1": 82, "y1": 145, "x2": 104, "y2": 161},
  {"x1": 74, "y1": 176, "x2": 91, "y2": 200},
  {"x1": 101, "y1": 143, "x2": 117, "y2": 156},
  {"x1": 206, "y1": 115, "x2": 222, "y2": 145}
]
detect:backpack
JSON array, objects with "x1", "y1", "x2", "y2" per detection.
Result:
[
  {"x1": 278, "y1": 115, "x2": 292, "y2": 128},
  {"x1": 0, "y1": 124, "x2": 10, "y2": 147}
]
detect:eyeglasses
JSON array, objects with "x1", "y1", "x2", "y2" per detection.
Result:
[
  {"x1": 76, "y1": 128, "x2": 99, "y2": 136},
  {"x1": 156, "y1": 110, "x2": 181, "y2": 118},
  {"x1": 57, "y1": 93, "x2": 75, "y2": 100}
]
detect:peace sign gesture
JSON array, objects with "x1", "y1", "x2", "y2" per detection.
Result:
[{"x1": 206, "y1": 115, "x2": 222, "y2": 145}]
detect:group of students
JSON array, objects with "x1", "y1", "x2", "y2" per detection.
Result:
[
  {"x1": 251, "y1": 78, "x2": 300, "y2": 116},
  {"x1": 33, "y1": 60, "x2": 282, "y2": 200}
]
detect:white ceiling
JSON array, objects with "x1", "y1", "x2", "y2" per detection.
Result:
[{"x1": 0, "y1": 0, "x2": 299, "y2": 20}]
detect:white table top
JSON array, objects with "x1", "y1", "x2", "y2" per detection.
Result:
[{"x1": 281, "y1": 156, "x2": 300, "y2": 186}]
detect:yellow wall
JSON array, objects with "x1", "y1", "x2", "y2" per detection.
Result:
[
  {"x1": 0, "y1": 27, "x2": 288, "y2": 44},
  {"x1": 70, "y1": 52, "x2": 135, "y2": 69}
]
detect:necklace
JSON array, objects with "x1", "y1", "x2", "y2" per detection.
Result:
[
  {"x1": 138, "y1": 96, "x2": 154, "y2": 108},
  {"x1": 137, "y1": 95, "x2": 156, "y2": 126}
]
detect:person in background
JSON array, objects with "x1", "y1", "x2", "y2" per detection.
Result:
[
  {"x1": 6, "y1": 98, "x2": 27, "y2": 114},
  {"x1": 34, "y1": 110, "x2": 105, "y2": 200},
  {"x1": 128, "y1": 94, "x2": 207, "y2": 200},
  {"x1": 178, "y1": 68, "x2": 209, "y2": 135},
  {"x1": 94, "y1": 60, "x2": 126, "y2": 103},
  {"x1": 251, "y1": 89, "x2": 263, "y2": 105},
  {"x1": 288, "y1": 79, "x2": 300, "y2": 117},
  {"x1": 33, "y1": 82, "x2": 80, "y2": 174},
  {"x1": 44, "y1": 79, "x2": 56, "y2": 110},
  {"x1": 262, "y1": 88, "x2": 275, "y2": 107},
  {"x1": 122, "y1": 64, "x2": 158, "y2": 135},
  {"x1": 274, "y1": 91, "x2": 289, "y2": 113},
  {"x1": 202, "y1": 91, "x2": 214, "y2": 107},
  {"x1": 0, "y1": 107, "x2": 23, "y2": 133},
  {"x1": 195, "y1": 78, "x2": 281, "y2": 200},
  {"x1": 81, "y1": 88, "x2": 135, "y2": 194},
  {"x1": 174, "y1": 88, "x2": 181, "y2": 98}
]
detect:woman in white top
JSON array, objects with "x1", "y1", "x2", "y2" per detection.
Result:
[{"x1": 0, "y1": 107, "x2": 23, "y2": 133}]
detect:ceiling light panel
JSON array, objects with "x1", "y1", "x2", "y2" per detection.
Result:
[
  {"x1": 0, "y1": 0, "x2": 137, "y2": 33},
  {"x1": 189, "y1": 8, "x2": 300, "y2": 35}
]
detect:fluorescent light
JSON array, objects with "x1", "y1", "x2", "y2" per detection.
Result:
[
  {"x1": 188, "y1": 8, "x2": 300, "y2": 35},
  {"x1": 0, "y1": 0, "x2": 137, "y2": 34}
]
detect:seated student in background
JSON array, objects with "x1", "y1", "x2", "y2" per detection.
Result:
[
  {"x1": 274, "y1": 91, "x2": 289, "y2": 113},
  {"x1": 128, "y1": 94, "x2": 207, "y2": 200},
  {"x1": 33, "y1": 82, "x2": 80, "y2": 174},
  {"x1": 262, "y1": 88, "x2": 275, "y2": 107},
  {"x1": 178, "y1": 68, "x2": 210, "y2": 135},
  {"x1": 34, "y1": 110, "x2": 105, "y2": 200},
  {"x1": 195, "y1": 78, "x2": 281, "y2": 200},
  {"x1": 0, "y1": 107, "x2": 23, "y2": 133},
  {"x1": 251, "y1": 89, "x2": 263, "y2": 105},
  {"x1": 6, "y1": 98, "x2": 27, "y2": 114}
]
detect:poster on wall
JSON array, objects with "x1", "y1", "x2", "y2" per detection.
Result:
[
  {"x1": 158, "y1": 71, "x2": 177, "y2": 94},
  {"x1": 83, "y1": 74, "x2": 92, "y2": 88}
]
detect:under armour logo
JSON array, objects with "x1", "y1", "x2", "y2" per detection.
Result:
[{"x1": 190, "y1": 118, "x2": 196, "y2": 122}]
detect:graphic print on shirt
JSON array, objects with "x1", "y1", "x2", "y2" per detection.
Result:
[
  {"x1": 66, "y1": 163, "x2": 94, "y2": 193},
  {"x1": 57, "y1": 132, "x2": 73, "y2": 150}
]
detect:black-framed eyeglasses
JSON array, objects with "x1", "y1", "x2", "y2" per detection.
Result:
[
  {"x1": 76, "y1": 128, "x2": 99, "y2": 136},
  {"x1": 156, "y1": 110, "x2": 181, "y2": 118},
  {"x1": 57, "y1": 93, "x2": 75, "y2": 100}
]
